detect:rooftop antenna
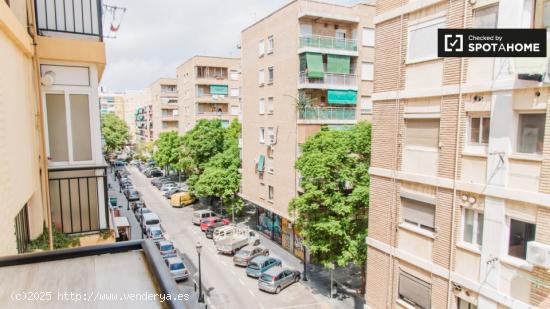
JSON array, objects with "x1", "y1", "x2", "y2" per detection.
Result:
[{"x1": 103, "y1": 3, "x2": 127, "y2": 39}]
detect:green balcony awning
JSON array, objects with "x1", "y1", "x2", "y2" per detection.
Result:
[
  {"x1": 327, "y1": 54, "x2": 350, "y2": 74},
  {"x1": 210, "y1": 85, "x2": 228, "y2": 95},
  {"x1": 257, "y1": 155, "x2": 265, "y2": 172},
  {"x1": 305, "y1": 52, "x2": 324, "y2": 78},
  {"x1": 328, "y1": 90, "x2": 357, "y2": 105}
]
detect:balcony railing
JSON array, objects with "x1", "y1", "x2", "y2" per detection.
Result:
[
  {"x1": 299, "y1": 35, "x2": 357, "y2": 52},
  {"x1": 196, "y1": 111, "x2": 229, "y2": 116},
  {"x1": 299, "y1": 72, "x2": 357, "y2": 87},
  {"x1": 35, "y1": 0, "x2": 103, "y2": 38},
  {"x1": 298, "y1": 107, "x2": 356, "y2": 121}
]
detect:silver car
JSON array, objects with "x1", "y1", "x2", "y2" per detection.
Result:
[
  {"x1": 164, "y1": 257, "x2": 189, "y2": 281},
  {"x1": 156, "y1": 240, "x2": 177, "y2": 258},
  {"x1": 258, "y1": 267, "x2": 300, "y2": 294},
  {"x1": 233, "y1": 246, "x2": 269, "y2": 267}
]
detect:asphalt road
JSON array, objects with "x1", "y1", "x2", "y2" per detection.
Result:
[{"x1": 125, "y1": 166, "x2": 325, "y2": 309}]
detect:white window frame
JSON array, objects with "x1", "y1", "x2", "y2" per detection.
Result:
[
  {"x1": 259, "y1": 127, "x2": 265, "y2": 143},
  {"x1": 505, "y1": 216, "x2": 536, "y2": 262},
  {"x1": 362, "y1": 27, "x2": 375, "y2": 47},
  {"x1": 259, "y1": 98, "x2": 266, "y2": 114},
  {"x1": 267, "y1": 35, "x2": 274, "y2": 54},
  {"x1": 361, "y1": 62, "x2": 374, "y2": 81},
  {"x1": 259, "y1": 69, "x2": 265, "y2": 85},
  {"x1": 268, "y1": 66, "x2": 274, "y2": 83},
  {"x1": 259, "y1": 39, "x2": 265, "y2": 57},
  {"x1": 460, "y1": 207, "x2": 484, "y2": 251},
  {"x1": 43, "y1": 88, "x2": 96, "y2": 167},
  {"x1": 230, "y1": 88, "x2": 240, "y2": 97},
  {"x1": 267, "y1": 97, "x2": 274, "y2": 114},
  {"x1": 230, "y1": 70, "x2": 239, "y2": 81},
  {"x1": 360, "y1": 96, "x2": 373, "y2": 114},
  {"x1": 400, "y1": 197, "x2": 436, "y2": 234},
  {"x1": 268, "y1": 185, "x2": 274, "y2": 200},
  {"x1": 515, "y1": 112, "x2": 546, "y2": 155},
  {"x1": 406, "y1": 17, "x2": 446, "y2": 64},
  {"x1": 473, "y1": 3, "x2": 499, "y2": 29},
  {"x1": 467, "y1": 115, "x2": 490, "y2": 146}
]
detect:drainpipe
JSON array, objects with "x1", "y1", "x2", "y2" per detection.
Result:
[
  {"x1": 27, "y1": 0, "x2": 53, "y2": 250},
  {"x1": 446, "y1": 1, "x2": 468, "y2": 307}
]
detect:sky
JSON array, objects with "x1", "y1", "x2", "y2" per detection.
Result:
[{"x1": 100, "y1": 0, "x2": 361, "y2": 92}]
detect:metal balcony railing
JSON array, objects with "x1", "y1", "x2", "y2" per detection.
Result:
[
  {"x1": 196, "y1": 111, "x2": 228, "y2": 116},
  {"x1": 35, "y1": 0, "x2": 103, "y2": 38},
  {"x1": 298, "y1": 107, "x2": 356, "y2": 121},
  {"x1": 299, "y1": 72, "x2": 357, "y2": 87},
  {"x1": 299, "y1": 35, "x2": 357, "y2": 51}
]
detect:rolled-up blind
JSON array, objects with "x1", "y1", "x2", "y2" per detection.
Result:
[{"x1": 398, "y1": 271, "x2": 431, "y2": 309}]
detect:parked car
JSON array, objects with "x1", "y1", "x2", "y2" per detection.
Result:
[
  {"x1": 200, "y1": 217, "x2": 230, "y2": 232},
  {"x1": 146, "y1": 226, "x2": 165, "y2": 242},
  {"x1": 127, "y1": 190, "x2": 140, "y2": 201},
  {"x1": 156, "y1": 240, "x2": 177, "y2": 258},
  {"x1": 164, "y1": 187, "x2": 183, "y2": 199},
  {"x1": 154, "y1": 178, "x2": 173, "y2": 189},
  {"x1": 233, "y1": 246, "x2": 269, "y2": 267},
  {"x1": 164, "y1": 257, "x2": 189, "y2": 281},
  {"x1": 148, "y1": 169, "x2": 163, "y2": 178},
  {"x1": 213, "y1": 225, "x2": 236, "y2": 242},
  {"x1": 151, "y1": 177, "x2": 170, "y2": 187},
  {"x1": 192, "y1": 210, "x2": 216, "y2": 225},
  {"x1": 246, "y1": 256, "x2": 282, "y2": 278},
  {"x1": 170, "y1": 192, "x2": 196, "y2": 207},
  {"x1": 205, "y1": 222, "x2": 226, "y2": 239},
  {"x1": 135, "y1": 207, "x2": 152, "y2": 223},
  {"x1": 258, "y1": 267, "x2": 300, "y2": 294},
  {"x1": 160, "y1": 183, "x2": 178, "y2": 193},
  {"x1": 130, "y1": 201, "x2": 144, "y2": 212},
  {"x1": 216, "y1": 228, "x2": 260, "y2": 255},
  {"x1": 141, "y1": 212, "x2": 161, "y2": 231}
]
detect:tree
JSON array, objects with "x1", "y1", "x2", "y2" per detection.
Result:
[
  {"x1": 289, "y1": 122, "x2": 371, "y2": 294},
  {"x1": 182, "y1": 119, "x2": 225, "y2": 173},
  {"x1": 100, "y1": 113, "x2": 130, "y2": 154},
  {"x1": 153, "y1": 131, "x2": 183, "y2": 174}
]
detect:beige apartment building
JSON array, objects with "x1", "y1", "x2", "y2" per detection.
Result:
[
  {"x1": 122, "y1": 90, "x2": 143, "y2": 143},
  {"x1": 99, "y1": 92, "x2": 125, "y2": 119},
  {"x1": 0, "y1": 0, "x2": 109, "y2": 255},
  {"x1": 177, "y1": 56, "x2": 241, "y2": 132},
  {"x1": 366, "y1": 1, "x2": 550, "y2": 309},
  {"x1": 240, "y1": 0, "x2": 375, "y2": 258}
]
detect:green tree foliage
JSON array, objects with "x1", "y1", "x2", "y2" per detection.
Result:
[
  {"x1": 289, "y1": 122, "x2": 371, "y2": 293},
  {"x1": 100, "y1": 113, "x2": 130, "y2": 154},
  {"x1": 153, "y1": 131, "x2": 183, "y2": 171},
  {"x1": 182, "y1": 119, "x2": 225, "y2": 172},
  {"x1": 134, "y1": 141, "x2": 154, "y2": 161}
]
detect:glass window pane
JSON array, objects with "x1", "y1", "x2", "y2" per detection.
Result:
[
  {"x1": 470, "y1": 117, "x2": 480, "y2": 144},
  {"x1": 408, "y1": 21, "x2": 444, "y2": 62},
  {"x1": 508, "y1": 219, "x2": 536, "y2": 259},
  {"x1": 46, "y1": 94, "x2": 69, "y2": 162},
  {"x1": 518, "y1": 114, "x2": 546, "y2": 154},
  {"x1": 476, "y1": 213, "x2": 484, "y2": 246},
  {"x1": 70, "y1": 94, "x2": 92, "y2": 161},
  {"x1": 463, "y1": 209, "x2": 474, "y2": 243},
  {"x1": 482, "y1": 117, "x2": 490, "y2": 144},
  {"x1": 473, "y1": 4, "x2": 499, "y2": 28}
]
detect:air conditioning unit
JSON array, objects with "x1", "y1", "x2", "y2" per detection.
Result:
[{"x1": 526, "y1": 241, "x2": 550, "y2": 268}]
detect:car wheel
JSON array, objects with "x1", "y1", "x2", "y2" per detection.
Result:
[
  {"x1": 275, "y1": 286, "x2": 281, "y2": 294},
  {"x1": 295, "y1": 276, "x2": 299, "y2": 283},
  {"x1": 264, "y1": 252, "x2": 269, "y2": 256}
]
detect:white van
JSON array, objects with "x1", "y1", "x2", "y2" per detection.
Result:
[
  {"x1": 213, "y1": 225, "x2": 236, "y2": 242},
  {"x1": 141, "y1": 212, "x2": 161, "y2": 231},
  {"x1": 192, "y1": 210, "x2": 215, "y2": 225}
]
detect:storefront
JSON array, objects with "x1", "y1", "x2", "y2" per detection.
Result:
[{"x1": 256, "y1": 207, "x2": 282, "y2": 245}]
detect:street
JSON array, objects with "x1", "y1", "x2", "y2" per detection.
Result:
[{"x1": 122, "y1": 166, "x2": 327, "y2": 309}]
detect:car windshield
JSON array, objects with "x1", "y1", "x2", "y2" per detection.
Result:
[
  {"x1": 248, "y1": 263, "x2": 259, "y2": 270},
  {"x1": 142, "y1": 209, "x2": 151, "y2": 214},
  {"x1": 260, "y1": 274, "x2": 274, "y2": 282},
  {"x1": 238, "y1": 249, "x2": 251, "y2": 256},
  {"x1": 170, "y1": 262, "x2": 184, "y2": 271},
  {"x1": 147, "y1": 219, "x2": 160, "y2": 225},
  {"x1": 151, "y1": 229, "x2": 162, "y2": 236}
]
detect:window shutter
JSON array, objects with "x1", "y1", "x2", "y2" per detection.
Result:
[
  {"x1": 405, "y1": 119, "x2": 440, "y2": 149},
  {"x1": 399, "y1": 272, "x2": 431, "y2": 309},
  {"x1": 402, "y1": 198, "x2": 435, "y2": 230}
]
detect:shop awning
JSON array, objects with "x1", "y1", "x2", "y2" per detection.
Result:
[
  {"x1": 327, "y1": 54, "x2": 350, "y2": 74},
  {"x1": 257, "y1": 155, "x2": 265, "y2": 172},
  {"x1": 328, "y1": 90, "x2": 357, "y2": 104},
  {"x1": 305, "y1": 52, "x2": 324, "y2": 78},
  {"x1": 210, "y1": 85, "x2": 228, "y2": 95}
]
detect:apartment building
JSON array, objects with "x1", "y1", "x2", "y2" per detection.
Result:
[
  {"x1": 0, "y1": 0, "x2": 109, "y2": 255},
  {"x1": 177, "y1": 56, "x2": 241, "y2": 132},
  {"x1": 99, "y1": 92, "x2": 125, "y2": 119},
  {"x1": 241, "y1": 0, "x2": 375, "y2": 259},
  {"x1": 122, "y1": 90, "x2": 144, "y2": 143},
  {"x1": 149, "y1": 78, "x2": 179, "y2": 139},
  {"x1": 366, "y1": 1, "x2": 550, "y2": 309}
]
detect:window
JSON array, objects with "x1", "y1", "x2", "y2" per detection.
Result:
[
  {"x1": 267, "y1": 97, "x2": 274, "y2": 114},
  {"x1": 259, "y1": 69, "x2": 265, "y2": 85},
  {"x1": 268, "y1": 67, "x2": 274, "y2": 83},
  {"x1": 508, "y1": 219, "x2": 536, "y2": 260},
  {"x1": 401, "y1": 198, "x2": 435, "y2": 232},
  {"x1": 267, "y1": 35, "x2": 274, "y2": 53},
  {"x1": 230, "y1": 88, "x2": 240, "y2": 97},
  {"x1": 462, "y1": 208, "x2": 484, "y2": 247},
  {"x1": 230, "y1": 70, "x2": 239, "y2": 81},
  {"x1": 230, "y1": 105, "x2": 239, "y2": 116},
  {"x1": 398, "y1": 271, "x2": 431, "y2": 309},
  {"x1": 259, "y1": 98, "x2": 265, "y2": 114},
  {"x1": 407, "y1": 18, "x2": 445, "y2": 63},
  {"x1": 469, "y1": 116, "x2": 490, "y2": 145},
  {"x1": 362, "y1": 28, "x2": 375, "y2": 47},
  {"x1": 405, "y1": 118, "x2": 440, "y2": 149},
  {"x1": 259, "y1": 127, "x2": 265, "y2": 143},
  {"x1": 360, "y1": 96, "x2": 373, "y2": 114},
  {"x1": 259, "y1": 39, "x2": 265, "y2": 56},
  {"x1": 335, "y1": 29, "x2": 346, "y2": 40},
  {"x1": 517, "y1": 113, "x2": 546, "y2": 154},
  {"x1": 457, "y1": 298, "x2": 477, "y2": 309},
  {"x1": 45, "y1": 93, "x2": 93, "y2": 164},
  {"x1": 268, "y1": 185, "x2": 274, "y2": 200},
  {"x1": 361, "y1": 63, "x2": 373, "y2": 81},
  {"x1": 473, "y1": 4, "x2": 498, "y2": 29},
  {"x1": 300, "y1": 24, "x2": 312, "y2": 35}
]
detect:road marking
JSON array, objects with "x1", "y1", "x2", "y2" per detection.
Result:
[
  {"x1": 238, "y1": 279, "x2": 245, "y2": 286},
  {"x1": 248, "y1": 289, "x2": 256, "y2": 297}
]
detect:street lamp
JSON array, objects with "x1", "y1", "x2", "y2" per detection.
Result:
[
  {"x1": 302, "y1": 245, "x2": 308, "y2": 281},
  {"x1": 196, "y1": 241, "x2": 204, "y2": 303}
]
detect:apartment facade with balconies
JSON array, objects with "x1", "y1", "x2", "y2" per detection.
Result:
[
  {"x1": 176, "y1": 56, "x2": 241, "y2": 133},
  {"x1": 149, "y1": 78, "x2": 179, "y2": 140},
  {"x1": 366, "y1": 1, "x2": 550, "y2": 309},
  {"x1": 99, "y1": 92, "x2": 125, "y2": 119},
  {"x1": 240, "y1": 0, "x2": 375, "y2": 258}
]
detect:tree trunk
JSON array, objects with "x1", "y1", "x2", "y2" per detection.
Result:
[{"x1": 359, "y1": 260, "x2": 366, "y2": 295}]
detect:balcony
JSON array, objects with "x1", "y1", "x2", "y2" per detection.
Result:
[
  {"x1": 298, "y1": 72, "x2": 357, "y2": 90},
  {"x1": 161, "y1": 115, "x2": 179, "y2": 122},
  {"x1": 196, "y1": 94, "x2": 230, "y2": 103},
  {"x1": 35, "y1": 0, "x2": 103, "y2": 39},
  {"x1": 298, "y1": 35, "x2": 357, "y2": 55},
  {"x1": 297, "y1": 106, "x2": 356, "y2": 124}
]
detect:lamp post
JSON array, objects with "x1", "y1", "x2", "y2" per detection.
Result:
[
  {"x1": 196, "y1": 241, "x2": 204, "y2": 303},
  {"x1": 140, "y1": 207, "x2": 144, "y2": 239},
  {"x1": 302, "y1": 245, "x2": 308, "y2": 281}
]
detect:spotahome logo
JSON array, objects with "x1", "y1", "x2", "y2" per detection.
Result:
[{"x1": 438, "y1": 29, "x2": 546, "y2": 57}]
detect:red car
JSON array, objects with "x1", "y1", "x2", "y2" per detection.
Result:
[{"x1": 200, "y1": 217, "x2": 230, "y2": 232}]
